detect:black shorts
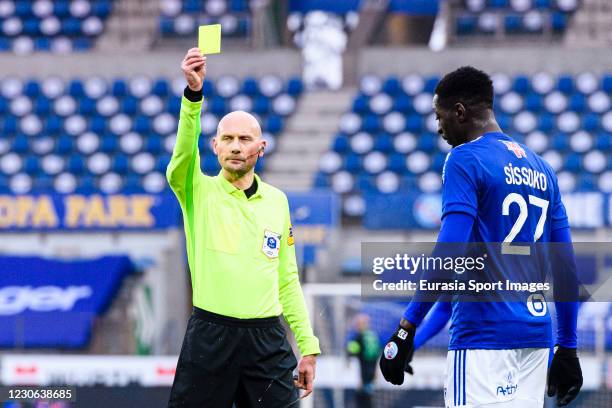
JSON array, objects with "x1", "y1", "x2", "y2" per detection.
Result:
[{"x1": 168, "y1": 307, "x2": 299, "y2": 408}]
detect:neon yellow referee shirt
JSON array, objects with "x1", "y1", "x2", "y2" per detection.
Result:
[{"x1": 166, "y1": 96, "x2": 320, "y2": 356}]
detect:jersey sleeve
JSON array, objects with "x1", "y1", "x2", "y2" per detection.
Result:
[
  {"x1": 413, "y1": 301, "x2": 452, "y2": 350},
  {"x1": 166, "y1": 96, "x2": 208, "y2": 206},
  {"x1": 551, "y1": 227, "x2": 578, "y2": 348},
  {"x1": 402, "y1": 212, "x2": 474, "y2": 326},
  {"x1": 278, "y1": 195, "x2": 321, "y2": 356},
  {"x1": 441, "y1": 148, "x2": 479, "y2": 219},
  {"x1": 166, "y1": 96, "x2": 213, "y2": 275}
]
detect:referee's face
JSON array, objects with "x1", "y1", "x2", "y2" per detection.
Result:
[{"x1": 214, "y1": 111, "x2": 265, "y2": 177}]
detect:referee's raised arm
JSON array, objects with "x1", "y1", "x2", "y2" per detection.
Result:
[{"x1": 166, "y1": 48, "x2": 207, "y2": 204}]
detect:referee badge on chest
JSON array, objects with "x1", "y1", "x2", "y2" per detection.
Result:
[{"x1": 262, "y1": 230, "x2": 281, "y2": 258}]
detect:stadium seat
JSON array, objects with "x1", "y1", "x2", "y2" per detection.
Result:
[
  {"x1": 145, "y1": 135, "x2": 163, "y2": 154},
  {"x1": 373, "y1": 133, "x2": 394, "y2": 153},
  {"x1": 456, "y1": 15, "x2": 477, "y2": 35},
  {"x1": 286, "y1": 77, "x2": 303, "y2": 96},
  {"x1": 11, "y1": 135, "x2": 29, "y2": 154},
  {"x1": 551, "y1": 12, "x2": 567, "y2": 32},
  {"x1": 344, "y1": 154, "x2": 361, "y2": 173},
  {"x1": 387, "y1": 153, "x2": 406, "y2": 173},
  {"x1": 55, "y1": 134, "x2": 73, "y2": 154},
  {"x1": 332, "y1": 134, "x2": 350, "y2": 153}
]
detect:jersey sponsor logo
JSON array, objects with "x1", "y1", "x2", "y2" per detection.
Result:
[
  {"x1": 526, "y1": 294, "x2": 548, "y2": 317},
  {"x1": 383, "y1": 341, "x2": 398, "y2": 359},
  {"x1": 500, "y1": 140, "x2": 527, "y2": 159},
  {"x1": 262, "y1": 230, "x2": 281, "y2": 258},
  {"x1": 496, "y1": 372, "x2": 518, "y2": 397}
]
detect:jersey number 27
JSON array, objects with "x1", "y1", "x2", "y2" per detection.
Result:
[{"x1": 502, "y1": 193, "x2": 549, "y2": 255}]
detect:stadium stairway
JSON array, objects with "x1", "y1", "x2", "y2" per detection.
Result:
[
  {"x1": 96, "y1": 0, "x2": 160, "y2": 51},
  {"x1": 565, "y1": 0, "x2": 612, "y2": 47},
  {"x1": 264, "y1": 89, "x2": 355, "y2": 191}
]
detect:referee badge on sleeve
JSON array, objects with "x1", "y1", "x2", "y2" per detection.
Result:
[
  {"x1": 262, "y1": 230, "x2": 281, "y2": 258},
  {"x1": 288, "y1": 226, "x2": 294, "y2": 246}
]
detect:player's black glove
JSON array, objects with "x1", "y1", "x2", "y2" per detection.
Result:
[
  {"x1": 404, "y1": 348, "x2": 415, "y2": 375},
  {"x1": 379, "y1": 325, "x2": 415, "y2": 385},
  {"x1": 547, "y1": 346, "x2": 582, "y2": 407}
]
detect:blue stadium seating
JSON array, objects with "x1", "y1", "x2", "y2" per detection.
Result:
[
  {"x1": 159, "y1": 0, "x2": 251, "y2": 38},
  {"x1": 0, "y1": 75, "x2": 302, "y2": 194},
  {"x1": 456, "y1": 0, "x2": 579, "y2": 36},
  {"x1": 318, "y1": 72, "x2": 612, "y2": 217},
  {"x1": 288, "y1": 0, "x2": 439, "y2": 15},
  {"x1": 161, "y1": 0, "x2": 440, "y2": 40},
  {"x1": 0, "y1": 0, "x2": 113, "y2": 53}
]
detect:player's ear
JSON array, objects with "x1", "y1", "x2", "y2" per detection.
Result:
[
  {"x1": 259, "y1": 139, "x2": 267, "y2": 157},
  {"x1": 211, "y1": 136, "x2": 218, "y2": 155},
  {"x1": 454, "y1": 102, "x2": 467, "y2": 123}
]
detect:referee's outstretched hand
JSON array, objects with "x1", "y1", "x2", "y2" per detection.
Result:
[
  {"x1": 294, "y1": 355, "x2": 316, "y2": 398},
  {"x1": 181, "y1": 47, "x2": 207, "y2": 92}
]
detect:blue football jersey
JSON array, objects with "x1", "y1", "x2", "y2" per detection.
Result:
[{"x1": 442, "y1": 132, "x2": 569, "y2": 350}]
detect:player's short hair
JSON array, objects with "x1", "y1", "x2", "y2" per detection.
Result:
[{"x1": 435, "y1": 66, "x2": 494, "y2": 112}]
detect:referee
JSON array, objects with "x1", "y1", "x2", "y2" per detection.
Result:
[{"x1": 166, "y1": 48, "x2": 320, "y2": 407}]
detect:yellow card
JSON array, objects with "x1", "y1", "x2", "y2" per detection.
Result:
[{"x1": 198, "y1": 24, "x2": 221, "y2": 55}]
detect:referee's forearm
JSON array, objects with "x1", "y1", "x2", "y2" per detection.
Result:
[
  {"x1": 279, "y1": 279, "x2": 320, "y2": 356},
  {"x1": 166, "y1": 91, "x2": 203, "y2": 197}
]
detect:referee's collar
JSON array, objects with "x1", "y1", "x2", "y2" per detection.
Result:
[{"x1": 216, "y1": 171, "x2": 263, "y2": 199}]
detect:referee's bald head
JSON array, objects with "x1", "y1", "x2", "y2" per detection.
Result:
[
  {"x1": 213, "y1": 110, "x2": 266, "y2": 176},
  {"x1": 217, "y1": 110, "x2": 262, "y2": 140}
]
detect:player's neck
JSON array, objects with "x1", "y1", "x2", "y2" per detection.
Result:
[
  {"x1": 467, "y1": 120, "x2": 502, "y2": 142},
  {"x1": 222, "y1": 169, "x2": 255, "y2": 190}
]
